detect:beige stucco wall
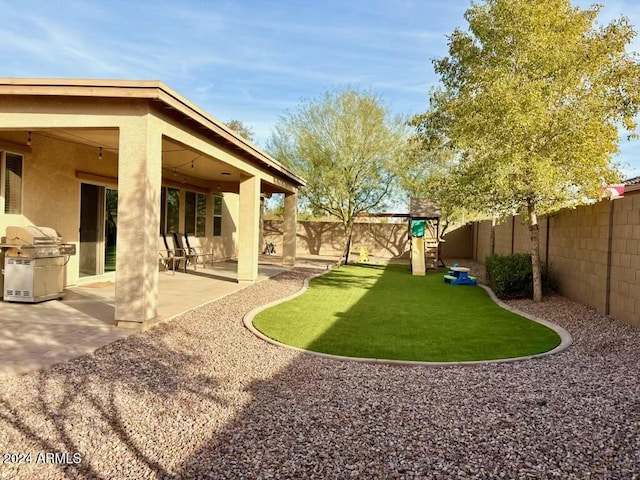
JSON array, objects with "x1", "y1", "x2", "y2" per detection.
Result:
[
  {"x1": 0, "y1": 132, "x2": 119, "y2": 286},
  {"x1": 215, "y1": 192, "x2": 239, "y2": 260},
  {"x1": 0, "y1": 81, "x2": 301, "y2": 324},
  {"x1": 0, "y1": 132, "x2": 241, "y2": 287}
]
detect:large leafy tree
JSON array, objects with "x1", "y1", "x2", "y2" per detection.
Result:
[
  {"x1": 417, "y1": 0, "x2": 640, "y2": 301},
  {"x1": 393, "y1": 134, "x2": 463, "y2": 238},
  {"x1": 268, "y1": 89, "x2": 407, "y2": 264}
]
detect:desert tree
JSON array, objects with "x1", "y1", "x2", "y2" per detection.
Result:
[
  {"x1": 226, "y1": 119, "x2": 255, "y2": 142},
  {"x1": 417, "y1": 0, "x2": 640, "y2": 301},
  {"x1": 268, "y1": 89, "x2": 408, "y2": 264}
]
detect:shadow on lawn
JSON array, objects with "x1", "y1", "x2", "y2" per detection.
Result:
[
  {"x1": 166, "y1": 267, "x2": 632, "y2": 479},
  {"x1": 309, "y1": 263, "x2": 386, "y2": 290},
  {"x1": 262, "y1": 263, "x2": 561, "y2": 362},
  {"x1": 0, "y1": 268, "x2": 636, "y2": 479}
]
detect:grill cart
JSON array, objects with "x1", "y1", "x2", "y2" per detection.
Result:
[{"x1": 0, "y1": 226, "x2": 76, "y2": 303}]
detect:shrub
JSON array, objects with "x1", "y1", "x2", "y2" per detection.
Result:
[{"x1": 486, "y1": 253, "x2": 555, "y2": 299}]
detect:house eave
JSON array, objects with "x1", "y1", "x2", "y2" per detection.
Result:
[{"x1": 0, "y1": 78, "x2": 306, "y2": 188}]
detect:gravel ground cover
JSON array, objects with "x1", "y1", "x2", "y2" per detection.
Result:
[{"x1": 0, "y1": 262, "x2": 639, "y2": 479}]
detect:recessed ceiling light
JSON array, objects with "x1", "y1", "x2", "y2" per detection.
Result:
[{"x1": 221, "y1": 172, "x2": 231, "y2": 176}]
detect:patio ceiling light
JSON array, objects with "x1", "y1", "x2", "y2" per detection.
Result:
[
  {"x1": 27, "y1": 131, "x2": 32, "y2": 146},
  {"x1": 98, "y1": 147, "x2": 103, "y2": 160}
]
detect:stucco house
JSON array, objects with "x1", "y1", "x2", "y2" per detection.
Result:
[{"x1": 0, "y1": 78, "x2": 304, "y2": 327}]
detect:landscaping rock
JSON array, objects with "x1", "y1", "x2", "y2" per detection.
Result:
[{"x1": 0, "y1": 264, "x2": 638, "y2": 479}]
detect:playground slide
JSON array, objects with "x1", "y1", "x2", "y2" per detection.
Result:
[{"x1": 411, "y1": 236, "x2": 426, "y2": 276}]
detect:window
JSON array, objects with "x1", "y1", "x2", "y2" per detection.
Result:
[
  {"x1": 1, "y1": 151, "x2": 23, "y2": 214},
  {"x1": 185, "y1": 191, "x2": 207, "y2": 237},
  {"x1": 160, "y1": 186, "x2": 180, "y2": 233},
  {"x1": 213, "y1": 196, "x2": 223, "y2": 237}
]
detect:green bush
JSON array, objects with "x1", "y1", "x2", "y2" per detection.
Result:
[{"x1": 486, "y1": 254, "x2": 555, "y2": 299}]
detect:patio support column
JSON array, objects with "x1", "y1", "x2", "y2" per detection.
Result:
[
  {"x1": 114, "y1": 115, "x2": 163, "y2": 327},
  {"x1": 282, "y1": 191, "x2": 297, "y2": 267},
  {"x1": 238, "y1": 174, "x2": 260, "y2": 283}
]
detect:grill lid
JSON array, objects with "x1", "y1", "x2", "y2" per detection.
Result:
[{"x1": 5, "y1": 226, "x2": 62, "y2": 246}]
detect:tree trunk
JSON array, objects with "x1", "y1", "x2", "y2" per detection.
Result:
[
  {"x1": 528, "y1": 203, "x2": 543, "y2": 302},
  {"x1": 343, "y1": 218, "x2": 354, "y2": 265}
]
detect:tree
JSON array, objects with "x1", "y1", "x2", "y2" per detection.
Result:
[
  {"x1": 393, "y1": 131, "x2": 480, "y2": 240},
  {"x1": 268, "y1": 89, "x2": 407, "y2": 264},
  {"x1": 417, "y1": 0, "x2": 640, "y2": 301},
  {"x1": 226, "y1": 119, "x2": 255, "y2": 142}
]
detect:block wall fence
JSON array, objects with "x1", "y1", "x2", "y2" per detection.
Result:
[
  {"x1": 265, "y1": 194, "x2": 640, "y2": 328},
  {"x1": 470, "y1": 195, "x2": 640, "y2": 328},
  {"x1": 263, "y1": 220, "x2": 472, "y2": 263}
]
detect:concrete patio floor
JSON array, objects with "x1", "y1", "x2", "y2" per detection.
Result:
[{"x1": 0, "y1": 259, "x2": 286, "y2": 376}]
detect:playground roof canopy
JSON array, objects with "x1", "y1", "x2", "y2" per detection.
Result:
[{"x1": 409, "y1": 198, "x2": 441, "y2": 220}]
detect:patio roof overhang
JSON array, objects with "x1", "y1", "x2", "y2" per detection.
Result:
[
  {"x1": 0, "y1": 78, "x2": 306, "y2": 190},
  {"x1": 0, "y1": 78, "x2": 302, "y2": 326}
]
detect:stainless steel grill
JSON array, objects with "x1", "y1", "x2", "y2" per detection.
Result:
[{"x1": 1, "y1": 226, "x2": 76, "y2": 303}]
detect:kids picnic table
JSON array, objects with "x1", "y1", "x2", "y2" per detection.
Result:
[{"x1": 443, "y1": 265, "x2": 477, "y2": 286}]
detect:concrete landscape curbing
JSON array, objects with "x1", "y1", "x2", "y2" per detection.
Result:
[
  {"x1": 243, "y1": 269, "x2": 573, "y2": 366},
  {"x1": 1, "y1": 266, "x2": 638, "y2": 479}
]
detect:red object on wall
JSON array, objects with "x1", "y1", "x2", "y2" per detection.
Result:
[{"x1": 604, "y1": 184, "x2": 625, "y2": 198}]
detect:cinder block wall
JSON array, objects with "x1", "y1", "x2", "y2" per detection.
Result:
[
  {"x1": 548, "y1": 201, "x2": 610, "y2": 313},
  {"x1": 474, "y1": 220, "x2": 493, "y2": 262},
  {"x1": 264, "y1": 220, "x2": 473, "y2": 260},
  {"x1": 470, "y1": 196, "x2": 640, "y2": 328},
  {"x1": 493, "y1": 218, "x2": 513, "y2": 255},
  {"x1": 608, "y1": 195, "x2": 640, "y2": 327},
  {"x1": 264, "y1": 220, "x2": 411, "y2": 259},
  {"x1": 440, "y1": 224, "x2": 473, "y2": 259},
  {"x1": 488, "y1": 216, "x2": 548, "y2": 259}
]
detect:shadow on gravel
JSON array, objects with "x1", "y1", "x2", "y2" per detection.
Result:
[
  {"x1": 1, "y1": 270, "x2": 639, "y2": 479},
  {"x1": 0, "y1": 329, "x2": 227, "y2": 480}
]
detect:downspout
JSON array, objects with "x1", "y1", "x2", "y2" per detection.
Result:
[
  {"x1": 511, "y1": 216, "x2": 515, "y2": 254},
  {"x1": 605, "y1": 199, "x2": 615, "y2": 315}
]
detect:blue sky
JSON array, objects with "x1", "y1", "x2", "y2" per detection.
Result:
[{"x1": 2, "y1": 0, "x2": 640, "y2": 178}]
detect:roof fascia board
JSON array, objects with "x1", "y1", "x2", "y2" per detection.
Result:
[{"x1": 0, "y1": 78, "x2": 305, "y2": 187}]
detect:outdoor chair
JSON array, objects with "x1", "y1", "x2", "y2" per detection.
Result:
[
  {"x1": 160, "y1": 235, "x2": 180, "y2": 274},
  {"x1": 263, "y1": 241, "x2": 276, "y2": 255},
  {"x1": 173, "y1": 233, "x2": 198, "y2": 270},
  {"x1": 185, "y1": 234, "x2": 216, "y2": 267},
  {"x1": 161, "y1": 233, "x2": 187, "y2": 273}
]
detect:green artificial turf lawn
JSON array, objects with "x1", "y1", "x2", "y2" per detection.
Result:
[{"x1": 252, "y1": 263, "x2": 561, "y2": 362}]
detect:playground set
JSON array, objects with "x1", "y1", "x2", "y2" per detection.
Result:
[
  {"x1": 408, "y1": 198, "x2": 442, "y2": 276},
  {"x1": 408, "y1": 198, "x2": 476, "y2": 286}
]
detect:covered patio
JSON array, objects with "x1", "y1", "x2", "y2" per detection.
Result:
[
  {"x1": 0, "y1": 259, "x2": 286, "y2": 375},
  {"x1": 0, "y1": 78, "x2": 304, "y2": 329}
]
